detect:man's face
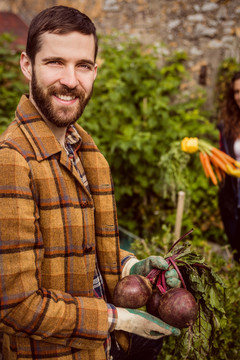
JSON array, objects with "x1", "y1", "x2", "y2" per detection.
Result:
[
  {"x1": 27, "y1": 31, "x2": 97, "y2": 127},
  {"x1": 233, "y1": 78, "x2": 240, "y2": 109}
]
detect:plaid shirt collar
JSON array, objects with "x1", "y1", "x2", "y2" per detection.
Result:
[{"x1": 65, "y1": 125, "x2": 82, "y2": 150}]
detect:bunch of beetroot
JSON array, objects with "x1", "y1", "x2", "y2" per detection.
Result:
[
  {"x1": 113, "y1": 229, "x2": 198, "y2": 329},
  {"x1": 146, "y1": 229, "x2": 199, "y2": 328},
  {"x1": 113, "y1": 275, "x2": 198, "y2": 329},
  {"x1": 113, "y1": 230, "x2": 198, "y2": 329},
  {"x1": 114, "y1": 229, "x2": 227, "y2": 359}
]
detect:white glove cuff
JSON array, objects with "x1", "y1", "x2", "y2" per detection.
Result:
[
  {"x1": 121, "y1": 257, "x2": 139, "y2": 278},
  {"x1": 115, "y1": 307, "x2": 131, "y2": 331}
]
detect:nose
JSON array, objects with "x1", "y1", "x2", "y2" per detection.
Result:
[{"x1": 59, "y1": 66, "x2": 79, "y2": 89}]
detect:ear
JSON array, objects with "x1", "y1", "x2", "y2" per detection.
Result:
[
  {"x1": 93, "y1": 63, "x2": 98, "y2": 81},
  {"x1": 20, "y1": 52, "x2": 33, "y2": 81}
]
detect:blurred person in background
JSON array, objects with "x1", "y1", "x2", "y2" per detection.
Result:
[{"x1": 218, "y1": 71, "x2": 240, "y2": 262}]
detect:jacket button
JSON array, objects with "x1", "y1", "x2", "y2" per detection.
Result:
[
  {"x1": 84, "y1": 246, "x2": 93, "y2": 254},
  {"x1": 80, "y1": 201, "x2": 88, "y2": 208}
]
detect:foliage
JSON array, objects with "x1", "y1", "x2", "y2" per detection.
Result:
[
  {"x1": 131, "y1": 227, "x2": 240, "y2": 360},
  {"x1": 1, "y1": 28, "x2": 239, "y2": 360},
  {"x1": 0, "y1": 32, "x2": 224, "y2": 245},
  {"x1": 80, "y1": 33, "x2": 222, "y2": 242},
  {"x1": 0, "y1": 33, "x2": 27, "y2": 133},
  {"x1": 157, "y1": 140, "x2": 225, "y2": 244},
  {"x1": 214, "y1": 57, "x2": 240, "y2": 113}
]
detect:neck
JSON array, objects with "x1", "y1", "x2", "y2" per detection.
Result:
[{"x1": 43, "y1": 118, "x2": 67, "y2": 147}]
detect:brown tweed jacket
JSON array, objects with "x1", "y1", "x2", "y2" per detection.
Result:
[{"x1": 0, "y1": 95, "x2": 130, "y2": 359}]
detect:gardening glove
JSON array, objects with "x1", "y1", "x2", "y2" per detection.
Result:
[
  {"x1": 128, "y1": 256, "x2": 181, "y2": 288},
  {"x1": 129, "y1": 255, "x2": 168, "y2": 276},
  {"x1": 165, "y1": 268, "x2": 181, "y2": 288},
  {"x1": 115, "y1": 307, "x2": 181, "y2": 339}
]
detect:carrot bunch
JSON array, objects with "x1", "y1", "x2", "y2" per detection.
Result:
[{"x1": 181, "y1": 137, "x2": 240, "y2": 185}]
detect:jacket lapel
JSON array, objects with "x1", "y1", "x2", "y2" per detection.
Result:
[
  {"x1": 59, "y1": 149, "x2": 92, "y2": 199},
  {"x1": 15, "y1": 95, "x2": 92, "y2": 199}
]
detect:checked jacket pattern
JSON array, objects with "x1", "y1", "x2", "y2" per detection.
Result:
[{"x1": 0, "y1": 95, "x2": 131, "y2": 360}]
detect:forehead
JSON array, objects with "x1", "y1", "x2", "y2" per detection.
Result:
[{"x1": 37, "y1": 31, "x2": 95, "y2": 61}]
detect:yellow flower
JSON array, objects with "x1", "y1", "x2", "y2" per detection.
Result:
[{"x1": 181, "y1": 137, "x2": 199, "y2": 153}]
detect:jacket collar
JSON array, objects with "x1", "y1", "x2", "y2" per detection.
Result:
[
  {"x1": 16, "y1": 95, "x2": 65, "y2": 161},
  {"x1": 15, "y1": 95, "x2": 97, "y2": 200}
]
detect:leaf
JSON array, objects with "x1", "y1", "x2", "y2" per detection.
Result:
[{"x1": 161, "y1": 239, "x2": 227, "y2": 359}]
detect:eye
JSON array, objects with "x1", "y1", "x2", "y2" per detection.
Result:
[
  {"x1": 78, "y1": 63, "x2": 94, "y2": 71},
  {"x1": 46, "y1": 60, "x2": 63, "y2": 66}
]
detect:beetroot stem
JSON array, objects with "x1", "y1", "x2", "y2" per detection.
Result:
[
  {"x1": 161, "y1": 271, "x2": 167, "y2": 291},
  {"x1": 176, "y1": 260, "x2": 210, "y2": 270},
  {"x1": 156, "y1": 275, "x2": 166, "y2": 294},
  {"x1": 168, "y1": 228, "x2": 194, "y2": 253},
  {"x1": 146, "y1": 268, "x2": 161, "y2": 285},
  {"x1": 157, "y1": 284, "x2": 166, "y2": 294},
  {"x1": 168, "y1": 257, "x2": 187, "y2": 289}
]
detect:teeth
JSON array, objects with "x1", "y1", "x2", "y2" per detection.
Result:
[{"x1": 57, "y1": 95, "x2": 75, "y2": 101}]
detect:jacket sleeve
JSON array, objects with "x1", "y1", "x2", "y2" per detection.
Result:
[{"x1": 0, "y1": 148, "x2": 108, "y2": 350}]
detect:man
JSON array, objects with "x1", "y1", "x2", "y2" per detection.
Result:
[{"x1": 0, "y1": 6, "x2": 180, "y2": 360}]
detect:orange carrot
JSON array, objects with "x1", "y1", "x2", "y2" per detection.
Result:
[
  {"x1": 210, "y1": 154, "x2": 227, "y2": 172},
  {"x1": 199, "y1": 152, "x2": 209, "y2": 178},
  {"x1": 214, "y1": 166, "x2": 223, "y2": 182},
  {"x1": 203, "y1": 153, "x2": 218, "y2": 185},
  {"x1": 211, "y1": 147, "x2": 235, "y2": 165}
]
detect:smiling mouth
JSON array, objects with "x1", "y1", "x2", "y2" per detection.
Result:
[{"x1": 55, "y1": 94, "x2": 77, "y2": 101}]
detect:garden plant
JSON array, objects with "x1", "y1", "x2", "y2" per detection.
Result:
[{"x1": 0, "y1": 32, "x2": 239, "y2": 359}]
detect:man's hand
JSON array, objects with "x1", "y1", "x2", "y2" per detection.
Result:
[
  {"x1": 114, "y1": 307, "x2": 180, "y2": 339},
  {"x1": 130, "y1": 255, "x2": 168, "y2": 276},
  {"x1": 129, "y1": 255, "x2": 181, "y2": 288},
  {"x1": 165, "y1": 268, "x2": 181, "y2": 288}
]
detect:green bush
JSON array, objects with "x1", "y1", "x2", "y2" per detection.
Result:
[
  {"x1": 80, "y1": 33, "x2": 222, "y2": 243},
  {"x1": 1, "y1": 29, "x2": 239, "y2": 360},
  {"x1": 0, "y1": 33, "x2": 27, "y2": 132},
  {"x1": 0, "y1": 31, "x2": 227, "y2": 244}
]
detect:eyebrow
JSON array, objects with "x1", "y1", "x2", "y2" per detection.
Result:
[{"x1": 42, "y1": 57, "x2": 95, "y2": 66}]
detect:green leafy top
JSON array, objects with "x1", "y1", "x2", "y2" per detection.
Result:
[{"x1": 162, "y1": 237, "x2": 227, "y2": 359}]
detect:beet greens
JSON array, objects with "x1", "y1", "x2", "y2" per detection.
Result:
[{"x1": 147, "y1": 229, "x2": 226, "y2": 359}]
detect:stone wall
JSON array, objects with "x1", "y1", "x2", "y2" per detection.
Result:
[{"x1": 1, "y1": 0, "x2": 240, "y2": 108}]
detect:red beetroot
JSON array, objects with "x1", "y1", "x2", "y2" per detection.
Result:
[
  {"x1": 113, "y1": 274, "x2": 152, "y2": 309},
  {"x1": 146, "y1": 289, "x2": 163, "y2": 317},
  {"x1": 158, "y1": 287, "x2": 198, "y2": 328}
]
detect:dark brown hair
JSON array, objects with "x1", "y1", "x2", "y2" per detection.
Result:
[
  {"x1": 26, "y1": 5, "x2": 98, "y2": 64},
  {"x1": 220, "y1": 71, "x2": 240, "y2": 139}
]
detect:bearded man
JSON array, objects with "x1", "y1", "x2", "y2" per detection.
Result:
[{"x1": 0, "y1": 5, "x2": 180, "y2": 360}]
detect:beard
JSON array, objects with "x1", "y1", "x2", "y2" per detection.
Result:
[{"x1": 31, "y1": 70, "x2": 93, "y2": 128}]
